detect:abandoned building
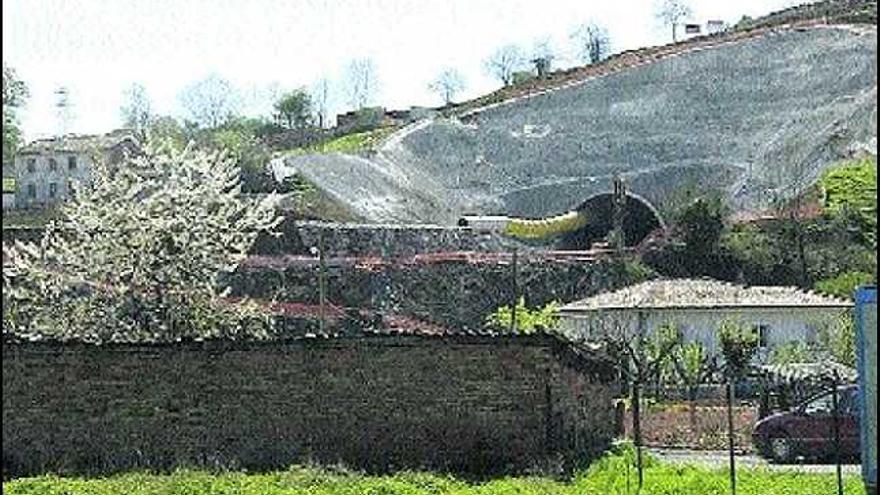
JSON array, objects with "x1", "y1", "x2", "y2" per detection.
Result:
[
  {"x1": 2, "y1": 326, "x2": 618, "y2": 477},
  {"x1": 557, "y1": 278, "x2": 853, "y2": 360},
  {"x1": 7, "y1": 130, "x2": 139, "y2": 209}
]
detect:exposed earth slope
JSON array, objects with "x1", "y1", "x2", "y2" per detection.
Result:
[{"x1": 276, "y1": 23, "x2": 877, "y2": 225}]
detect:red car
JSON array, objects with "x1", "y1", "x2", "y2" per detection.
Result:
[{"x1": 753, "y1": 385, "x2": 861, "y2": 463}]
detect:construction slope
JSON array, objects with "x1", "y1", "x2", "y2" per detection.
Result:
[{"x1": 276, "y1": 24, "x2": 877, "y2": 224}]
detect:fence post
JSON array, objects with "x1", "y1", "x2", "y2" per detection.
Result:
[
  {"x1": 727, "y1": 377, "x2": 737, "y2": 495},
  {"x1": 832, "y1": 373, "x2": 844, "y2": 495}
]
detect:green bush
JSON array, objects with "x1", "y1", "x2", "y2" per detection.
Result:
[
  {"x1": 814, "y1": 270, "x2": 875, "y2": 300},
  {"x1": 485, "y1": 297, "x2": 560, "y2": 333}
]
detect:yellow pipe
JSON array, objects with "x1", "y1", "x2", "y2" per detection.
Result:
[{"x1": 503, "y1": 210, "x2": 589, "y2": 239}]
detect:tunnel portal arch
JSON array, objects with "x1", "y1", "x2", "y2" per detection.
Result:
[{"x1": 557, "y1": 192, "x2": 666, "y2": 250}]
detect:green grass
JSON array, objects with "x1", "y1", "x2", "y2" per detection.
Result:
[
  {"x1": 280, "y1": 126, "x2": 400, "y2": 158},
  {"x1": 4, "y1": 449, "x2": 868, "y2": 495}
]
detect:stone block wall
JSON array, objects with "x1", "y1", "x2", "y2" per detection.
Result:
[
  {"x1": 229, "y1": 256, "x2": 640, "y2": 331},
  {"x1": 250, "y1": 219, "x2": 527, "y2": 257},
  {"x1": 2, "y1": 336, "x2": 616, "y2": 478}
]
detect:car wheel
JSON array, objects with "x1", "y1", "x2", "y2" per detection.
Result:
[{"x1": 768, "y1": 434, "x2": 796, "y2": 464}]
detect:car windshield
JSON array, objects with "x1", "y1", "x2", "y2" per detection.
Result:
[{"x1": 802, "y1": 388, "x2": 859, "y2": 416}]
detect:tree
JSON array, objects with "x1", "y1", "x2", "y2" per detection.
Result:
[
  {"x1": 717, "y1": 317, "x2": 759, "y2": 495},
  {"x1": 677, "y1": 196, "x2": 728, "y2": 254},
  {"x1": 2, "y1": 143, "x2": 281, "y2": 343},
  {"x1": 274, "y1": 88, "x2": 313, "y2": 129},
  {"x1": 817, "y1": 313, "x2": 857, "y2": 368},
  {"x1": 343, "y1": 58, "x2": 379, "y2": 110},
  {"x1": 571, "y1": 21, "x2": 611, "y2": 64},
  {"x1": 120, "y1": 82, "x2": 153, "y2": 137},
  {"x1": 179, "y1": 73, "x2": 241, "y2": 129},
  {"x1": 2, "y1": 65, "x2": 28, "y2": 159},
  {"x1": 485, "y1": 297, "x2": 560, "y2": 333},
  {"x1": 428, "y1": 68, "x2": 466, "y2": 105},
  {"x1": 312, "y1": 77, "x2": 332, "y2": 128},
  {"x1": 146, "y1": 115, "x2": 188, "y2": 151},
  {"x1": 483, "y1": 44, "x2": 526, "y2": 86},
  {"x1": 673, "y1": 341, "x2": 719, "y2": 433},
  {"x1": 588, "y1": 313, "x2": 681, "y2": 490},
  {"x1": 655, "y1": 0, "x2": 693, "y2": 42},
  {"x1": 530, "y1": 37, "x2": 556, "y2": 78}
]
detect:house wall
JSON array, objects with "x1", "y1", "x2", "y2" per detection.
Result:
[
  {"x1": 2, "y1": 336, "x2": 616, "y2": 478},
  {"x1": 11, "y1": 139, "x2": 137, "y2": 210},
  {"x1": 558, "y1": 306, "x2": 850, "y2": 358},
  {"x1": 13, "y1": 151, "x2": 93, "y2": 208},
  {"x1": 2, "y1": 192, "x2": 14, "y2": 210}
]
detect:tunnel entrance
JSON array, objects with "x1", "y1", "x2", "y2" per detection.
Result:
[{"x1": 556, "y1": 192, "x2": 665, "y2": 250}]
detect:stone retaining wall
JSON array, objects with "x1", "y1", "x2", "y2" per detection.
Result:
[{"x1": 2, "y1": 336, "x2": 616, "y2": 478}]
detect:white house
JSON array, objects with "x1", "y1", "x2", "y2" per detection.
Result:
[
  {"x1": 557, "y1": 278, "x2": 853, "y2": 359},
  {"x1": 10, "y1": 130, "x2": 139, "y2": 210}
]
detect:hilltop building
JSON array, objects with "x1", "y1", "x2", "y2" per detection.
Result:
[{"x1": 7, "y1": 130, "x2": 139, "y2": 210}]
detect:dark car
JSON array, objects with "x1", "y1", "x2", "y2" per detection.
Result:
[{"x1": 753, "y1": 385, "x2": 861, "y2": 463}]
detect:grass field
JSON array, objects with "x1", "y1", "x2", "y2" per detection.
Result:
[{"x1": 4, "y1": 448, "x2": 867, "y2": 495}]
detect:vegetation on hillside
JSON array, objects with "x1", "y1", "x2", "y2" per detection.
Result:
[
  {"x1": 4, "y1": 446, "x2": 865, "y2": 495},
  {"x1": 645, "y1": 157, "x2": 877, "y2": 298},
  {"x1": 280, "y1": 126, "x2": 400, "y2": 157}
]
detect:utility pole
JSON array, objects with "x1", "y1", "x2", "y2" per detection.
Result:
[{"x1": 55, "y1": 86, "x2": 74, "y2": 136}]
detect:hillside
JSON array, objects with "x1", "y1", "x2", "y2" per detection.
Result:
[{"x1": 275, "y1": 11, "x2": 877, "y2": 225}]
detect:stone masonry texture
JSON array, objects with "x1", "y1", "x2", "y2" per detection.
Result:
[{"x1": 2, "y1": 336, "x2": 616, "y2": 478}]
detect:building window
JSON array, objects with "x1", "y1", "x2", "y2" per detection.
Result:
[
  {"x1": 68, "y1": 156, "x2": 77, "y2": 170},
  {"x1": 754, "y1": 324, "x2": 770, "y2": 348},
  {"x1": 49, "y1": 158, "x2": 58, "y2": 172},
  {"x1": 49, "y1": 182, "x2": 58, "y2": 198},
  {"x1": 27, "y1": 184, "x2": 36, "y2": 198},
  {"x1": 27, "y1": 159, "x2": 36, "y2": 173}
]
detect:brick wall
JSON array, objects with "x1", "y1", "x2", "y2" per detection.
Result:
[{"x1": 2, "y1": 336, "x2": 616, "y2": 478}]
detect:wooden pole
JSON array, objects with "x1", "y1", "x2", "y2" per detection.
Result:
[
  {"x1": 727, "y1": 378, "x2": 737, "y2": 495},
  {"x1": 832, "y1": 375, "x2": 844, "y2": 495}
]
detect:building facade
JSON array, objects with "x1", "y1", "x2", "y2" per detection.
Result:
[
  {"x1": 9, "y1": 131, "x2": 139, "y2": 210},
  {"x1": 558, "y1": 278, "x2": 853, "y2": 360}
]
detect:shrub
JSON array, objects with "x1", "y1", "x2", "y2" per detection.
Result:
[{"x1": 2, "y1": 143, "x2": 281, "y2": 343}]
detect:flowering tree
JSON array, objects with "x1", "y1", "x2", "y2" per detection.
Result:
[{"x1": 2, "y1": 143, "x2": 281, "y2": 343}]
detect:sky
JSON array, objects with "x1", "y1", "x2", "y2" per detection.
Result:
[{"x1": 3, "y1": 0, "x2": 803, "y2": 140}]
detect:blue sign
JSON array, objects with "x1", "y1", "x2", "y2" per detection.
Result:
[{"x1": 856, "y1": 286, "x2": 877, "y2": 492}]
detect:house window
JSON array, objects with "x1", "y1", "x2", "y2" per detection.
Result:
[
  {"x1": 754, "y1": 324, "x2": 770, "y2": 348},
  {"x1": 26, "y1": 159, "x2": 36, "y2": 173},
  {"x1": 27, "y1": 184, "x2": 36, "y2": 198},
  {"x1": 68, "y1": 156, "x2": 77, "y2": 170},
  {"x1": 49, "y1": 158, "x2": 58, "y2": 172},
  {"x1": 49, "y1": 182, "x2": 58, "y2": 198}
]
